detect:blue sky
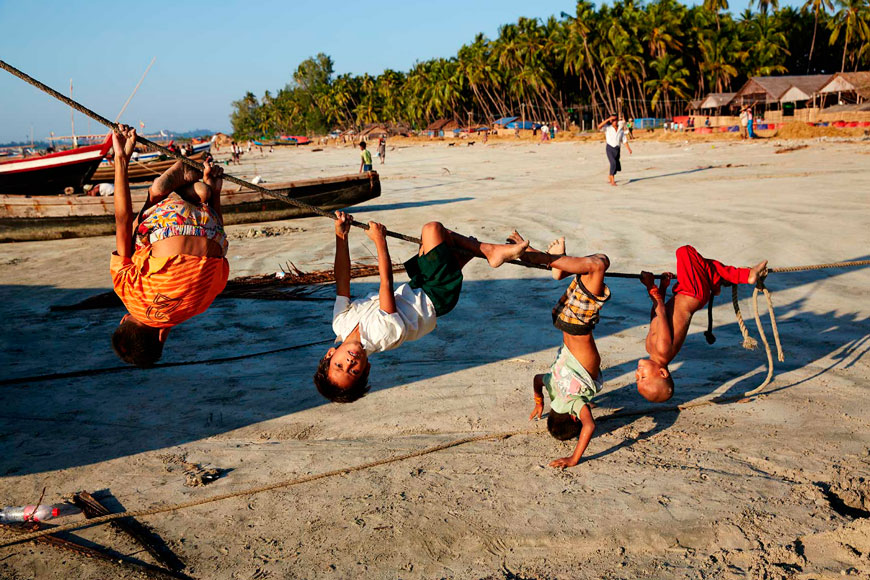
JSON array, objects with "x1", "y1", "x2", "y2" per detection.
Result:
[{"x1": 0, "y1": 0, "x2": 801, "y2": 143}]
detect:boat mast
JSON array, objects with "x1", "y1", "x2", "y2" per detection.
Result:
[{"x1": 70, "y1": 79, "x2": 77, "y2": 148}]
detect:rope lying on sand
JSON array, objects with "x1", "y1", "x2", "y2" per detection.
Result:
[{"x1": 0, "y1": 377, "x2": 801, "y2": 550}]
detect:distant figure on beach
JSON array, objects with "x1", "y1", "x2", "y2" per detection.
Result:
[
  {"x1": 739, "y1": 108, "x2": 749, "y2": 139},
  {"x1": 597, "y1": 115, "x2": 632, "y2": 186},
  {"x1": 510, "y1": 231, "x2": 610, "y2": 469},
  {"x1": 635, "y1": 246, "x2": 767, "y2": 403},
  {"x1": 377, "y1": 137, "x2": 386, "y2": 164},
  {"x1": 704, "y1": 116, "x2": 711, "y2": 128},
  {"x1": 84, "y1": 183, "x2": 114, "y2": 197},
  {"x1": 313, "y1": 212, "x2": 529, "y2": 403},
  {"x1": 626, "y1": 118, "x2": 635, "y2": 139},
  {"x1": 359, "y1": 141, "x2": 372, "y2": 173},
  {"x1": 541, "y1": 123, "x2": 549, "y2": 142},
  {"x1": 109, "y1": 125, "x2": 229, "y2": 368},
  {"x1": 687, "y1": 116, "x2": 695, "y2": 130},
  {"x1": 747, "y1": 109, "x2": 755, "y2": 139}
]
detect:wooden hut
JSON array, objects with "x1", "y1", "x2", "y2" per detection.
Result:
[
  {"x1": 424, "y1": 119, "x2": 451, "y2": 138},
  {"x1": 818, "y1": 72, "x2": 870, "y2": 106},
  {"x1": 733, "y1": 75, "x2": 832, "y2": 109}
]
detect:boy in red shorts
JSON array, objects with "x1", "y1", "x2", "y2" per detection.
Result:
[{"x1": 636, "y1": 245, "x2": 767, "y2": 402}]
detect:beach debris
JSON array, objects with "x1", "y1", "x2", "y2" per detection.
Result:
[
  {"x1": 442, "y1": 167, "x2": 451, "y2": 175},
  {"x1": 0, "y1": 503, "x2": 80, "y2": 523},
  {"x1": 159, "y1": 454, "x2": 223, "y2": 487},
  {"x1": 775, "y1": 144, "x2": 809, "y2": 154},
  {"x1": 73, "y1": 490, "x2": 186, "y2": 572}
]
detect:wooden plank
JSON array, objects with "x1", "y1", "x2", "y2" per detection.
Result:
[{"x1": 73, "y1": 490, "x2": 185, "y2": 573}]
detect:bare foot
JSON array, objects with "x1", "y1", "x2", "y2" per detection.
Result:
[
  {"x1": 506, "y1": 230, "x2": 525, "y2": 244},
  {"x1": 182, "y1": 160, "x2": 203, "y2": 184},
  {"x1": 547, "y1": 236, "x2": 566, "y2": 280},
  {"x1": 481, "y1": 240, "x2": 529, "y2": 267},
  {"x1": 748, "y1": 260, "x2": 768, "y2": 285}
]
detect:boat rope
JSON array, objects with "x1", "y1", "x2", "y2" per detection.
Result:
[
  {"x1": 0, "y1": 59, "x2": 544, "y2": 270},
  {"x1": 0, "y1": 374, "x2": 805, "y2": 550}
]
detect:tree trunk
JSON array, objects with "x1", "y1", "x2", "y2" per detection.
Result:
[{"x1": 808, "y1": 9, "x2": 819, "y2": 72}]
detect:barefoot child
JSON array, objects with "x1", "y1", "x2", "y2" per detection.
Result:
[
  {"x1": 636, "y1": 245, "x2": 767, "y2": 402},
  {"x1": 110, "y1": 126, "x2": 230, "y2": 367},
  {"x1": 314, "y1": 213, "x2": 529, "y2": 403},
  {"x1": 514, "y1": 233, "x2": 610, "y2": 469}
]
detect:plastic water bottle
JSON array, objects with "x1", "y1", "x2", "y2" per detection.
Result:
[{"x1": 0, "y1": 504, "x2": 65, "y2": 523}]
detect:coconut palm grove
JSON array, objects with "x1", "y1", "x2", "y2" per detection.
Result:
[{"x1": 230, "y1": 0, "x2": 869, "y2": 137}]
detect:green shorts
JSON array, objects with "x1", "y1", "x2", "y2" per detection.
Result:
[{"x1": 404, "y1": 242, "x2": 463, "y2": 317}]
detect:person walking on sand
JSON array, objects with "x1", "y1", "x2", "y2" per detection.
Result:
[
  {"x1": 747, "y1": 108, "x2": 756, "y2": 139},
  {"x1": 597, "y1": 115, "x2": 632, "y2": 186},
  {"x1": 739, "y1": 107, "x2": 749, "y2": 140},
  {"x1": 359, "y1": 141, "x2": 373, "y2": 173},
  {"x1": 377, "y1": 136, "x2": 386, "y2": 165}
]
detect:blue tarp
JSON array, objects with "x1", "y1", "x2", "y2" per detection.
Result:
[
  {"x1": 505, "y1": 121, "x2": 542, "y2": 130},
  {"x1": 493, "y1": 116, "x2": 518, "y2": 126},
  {"x1": 633, "y1": 117, "x2": 667, "y2": 129}
]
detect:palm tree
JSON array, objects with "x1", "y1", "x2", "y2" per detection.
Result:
[
  {"x1": 803, "y1": 0, "x2": 835, "y2": 68},
  {"x1": 829, "y1": 0, "x2": 870, "y2": 71},
  {"x1": 704, "y1": 0, "x2": 730, "y2": 30},
  {"x1": 754, "y1": 0, "x2": 780, "y2": 16},
  {"x1": 644, "y1": 54, "x2": 692, "y2": 117}
]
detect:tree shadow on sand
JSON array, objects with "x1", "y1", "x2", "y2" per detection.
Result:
[{"x1": 0, "y1": 258, "x2": 867, "y2": 475}]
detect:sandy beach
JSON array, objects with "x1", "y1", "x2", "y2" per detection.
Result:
[{"x1": 1, "y1": 134, "x2": 869, "y2": 579}]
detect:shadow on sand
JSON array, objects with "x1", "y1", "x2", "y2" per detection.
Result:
[
  {"x1": 0, "y1": 258, "x2": 867, "y2": 475},
  {"x1": 349, "y1": 197, "x2": 474, "y2": 214}
]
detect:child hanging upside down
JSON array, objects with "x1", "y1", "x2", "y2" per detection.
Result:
[
  {"x1": 636, "y1": 245, "x2": 767, "y2": 403},
  {"x1": 510, "y1": 232, "x2": 610, "y2": 469},
  {"x1": 110, "y1": 126, "x2": 229, "y2": 367},
  {"x1": 314, "y1": 212, "x2": 529, "y2": 403}
]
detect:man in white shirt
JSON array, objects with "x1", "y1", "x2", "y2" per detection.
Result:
[
  {"x1": 314, "y1": 212, "x2": 530, "y2": 403},
  {"x1": 597, "y1": 115, "x2": 632, "y2": 186}
]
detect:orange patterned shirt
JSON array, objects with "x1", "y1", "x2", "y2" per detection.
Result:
[{"x1": 111, "y1": 250, "x2": 229, "y2": 328}]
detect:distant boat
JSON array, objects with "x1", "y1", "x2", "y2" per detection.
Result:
[
  {"x1": 258, "y1": 135, "x2": 312, "y2": 147},
  {"x1": 89, "y1": 152, "x2": 210, "y2": 184},
  {"x1": 0, "y1": 137, "x2": 112, "y2": 195},
  {"x1": 0, "y1": 171, "x2": 381, "y2": 242}
]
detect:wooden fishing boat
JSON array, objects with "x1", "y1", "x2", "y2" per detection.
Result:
[
  {"x1": 0, "y1": 137, "x2": 112, "y2": 196},
  {"x1": 0, "y1": 171, "x2": 380, "y2": 242},
  {"x1": 88, "y1": 151, "x2": 209, "y2": 184}
]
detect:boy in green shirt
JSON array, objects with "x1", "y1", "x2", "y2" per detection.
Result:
[{"x1": 359, "y1": 141, "x2": 373, "y2": 173}]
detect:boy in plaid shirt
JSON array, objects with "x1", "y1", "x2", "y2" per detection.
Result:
[{"x1": 509, "y1": 232, "x2": 610, "y2": 469}]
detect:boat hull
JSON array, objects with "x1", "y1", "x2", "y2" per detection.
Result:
[
  {"x1": 0, "y1": 171, "x2": 380, "y2": 242},
  {"x1": 89, "y1": 152, "x2": 209, "y2": 184},
  {"x1": 0, "y1": 140, "x2": 111, "y2": 195}
]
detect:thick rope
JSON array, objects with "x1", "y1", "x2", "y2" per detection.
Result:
[{"x1": 731, "y1": 285, "x2": 758, "y2": 351}]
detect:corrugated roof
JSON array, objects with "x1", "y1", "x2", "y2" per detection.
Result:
[
  {"x1": 425, "y1": 118, "x2": 451, "y2": 131},
  {"x1": 700, "y1": 93, "x2": 736, "y2": 108},
  {"x1": 819, "y1": 71, "x2": 870, "y2": 94},
  {"x1": 493, "y1": 116, "x2": 518, "y2": 126},
  {"x1": 736, "y1": 75, "x2": 832, "y2": 102}
]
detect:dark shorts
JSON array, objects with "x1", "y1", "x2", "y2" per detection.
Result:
[
  {"x1": 404, "y1": 242, "x2": 463, "y2": 317},
  {"x1": 363, "y1": 164, "x2": 373, "y2": 172}
]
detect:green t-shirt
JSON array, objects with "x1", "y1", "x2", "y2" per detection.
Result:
[
  {"x1": 361, "y1": 149, "x2": 372, "y2": 165},
  {"x1": 543, "y1": 345, "x2": 602, "y2": 417}
]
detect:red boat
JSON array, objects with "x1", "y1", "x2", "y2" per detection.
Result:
[{"x1": 0, "y1": 136, "x2": 112, "y2": 195}]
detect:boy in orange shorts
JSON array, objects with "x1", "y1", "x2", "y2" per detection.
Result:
[
  {"x1": 110, "y1": 126, "x2": 230, "y2": 367},
  {"x1": 636, "y1": 245, "x2": 767, "y2": 402}
]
